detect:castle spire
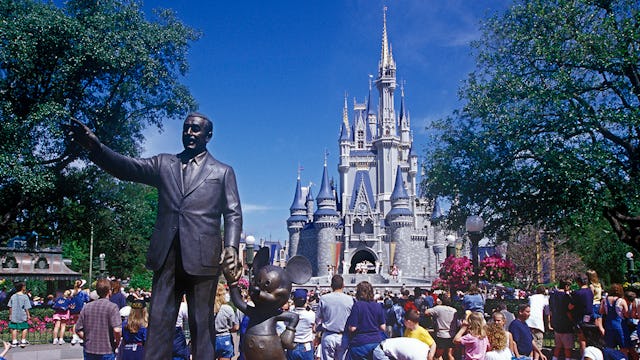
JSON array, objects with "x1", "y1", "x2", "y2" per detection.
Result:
[
  {"x1": 317, "y1": 161, "x2": 333, "y2": 201},
  {"x1": 289, "y1": 176, "x2": 306, "y2": 212},
  {"x1": 380, "y1": 6, "x2": 391, "y2": 70},
  {"x1": 399, "y1": 81, "x2": 406, "y2": 122},
  {"x1": 342, "y1": 92, "x2": 350, "y2": 134},
  {"x1": 390, "y1": 166, "x2": 409, "y2": 201}
]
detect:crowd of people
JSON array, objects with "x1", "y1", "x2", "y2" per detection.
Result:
[{"x1": 2, "y1": 268, "x2": 640, "y2": 360}]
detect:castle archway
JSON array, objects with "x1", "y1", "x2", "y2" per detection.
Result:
[{"x1": 349, "y1": 249, "x2": 377, "y2": 274}]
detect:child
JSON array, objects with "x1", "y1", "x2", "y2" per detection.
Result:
[
  {"x1": 7, "y1": 282, "x2": 31, "y2": 348},
  {"x1": 453, "y1": 311, "x2": 489, "y2": 360},
  {"x1": 52, "y1": 290, "x2": 72, "y2": 345},
  {"x1": 404, "y1": 309, "x2": 437, "y2": 357},
  {"x1": 119, "y1": 299, "x2": 148, "y2": 360}
]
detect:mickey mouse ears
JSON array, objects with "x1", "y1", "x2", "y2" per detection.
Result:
[{"x1": 286, "y1": 256, "x2": 312, "y2": 285}]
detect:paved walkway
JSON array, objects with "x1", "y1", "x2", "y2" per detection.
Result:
[{"x1": 4, "y1": 343, "x2": 84, "y2": 360}]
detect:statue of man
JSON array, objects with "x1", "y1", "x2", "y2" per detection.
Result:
[{"x1": 70, "y1": 113, "x2": 242, "y2": 359}]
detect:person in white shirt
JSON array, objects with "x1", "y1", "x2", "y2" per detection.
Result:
[
  {"x1": 526, "y1": 285, "x2": 549, "y2": 356},
  {"x1": 289, "y1": 289, "x2": 316, "y2": 360},
  {"x1": 373, "y1": 337, "x2": 431, "y2": 360}
]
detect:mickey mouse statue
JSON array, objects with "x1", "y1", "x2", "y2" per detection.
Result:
[{"x1": 223, "y1": 247, "x2": 312, "y2": 360}]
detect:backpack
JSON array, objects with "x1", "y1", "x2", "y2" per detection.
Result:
[
  {"x1": 385, "y1": 306, "x2": 398, "y2": 326},
  {"x1": 69, "y1": 291, "x2": 88, "y2": 314},
  {"x1": 52, "y1": 297, "x2": 69, "y2": 311}
]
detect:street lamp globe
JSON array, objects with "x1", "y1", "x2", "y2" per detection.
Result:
[
  {"x1": 627, "y1": 252, "x2": 634, "y2": 260},
  {"x1": 465, "y1": 215, "x2": 485, "y2": 233},
  {"x1": 245, "y1": 235, "x2": 256, "y2": 246},
  {"x1": 446, "y1": 234, "x2": 456, "y2": 245}
]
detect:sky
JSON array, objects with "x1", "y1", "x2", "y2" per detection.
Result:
[{"x1": 138, "y1": 0, "x2": 511, "y2": 244}]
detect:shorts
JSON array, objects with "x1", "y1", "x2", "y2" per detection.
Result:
[
  {"x1": 592, "y1": 304, "x2": 602, "y2": 319},
  {"x1": 436, "y1": 337, "x2": 454, "y2": 350},
  {"x1": 554, "y1": 332, "x2": 574, "y2": 349},
  {"x1": 531, "y1": 329, "x2": 544, "y2": 350},
  {"x1": 68, "y1": 313, "x2": 80, "y2": 325},
  {"x1": 53, "y1": 311, "x2": 70, "y2": 321},
  {"x1": 215, "y1": 334, "x2": 234, "y2": 358},
  {"x1": 8, "y1": 322, "x2": 29, "y2": 330}
]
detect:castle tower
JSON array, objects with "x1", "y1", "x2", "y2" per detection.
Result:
[
  {"x1": 314, "y1": 162, "x2": 339, "y2": 277},
  {"x1": 306, "y1": 186, "x2": 314, "y2": 222},
  {"x1": 386, "y1": 166, "x2": 413, "y2": 276},
  {"x1": 287, "y1": 176, "x2": 307, "y2": 259},
  {"x1": 372, "y1": 8, "x2": 401, "y2": 216}
]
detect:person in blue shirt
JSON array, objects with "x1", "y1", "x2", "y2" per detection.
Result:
[
  {"x1": 509, "y1": 304, "x2": 547, "y2": 360},
  {"x1": 119, "y1": 299, "x2": 148, "y2": 360}
]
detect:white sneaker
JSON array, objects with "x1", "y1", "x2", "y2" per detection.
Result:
[
  {"x1": 58, "y1": 338, "x2": 65, "y2": 345},
  {"x1": 11, "y1": 340, "x2": 17, "y2": 348},
  {"x1": 71, "y1": 335, "x2": 79, "y2": 345},
  {"x1": 19, "y1": 340, "x2": 28, "y2": 348},
  {"x1": 53, "y1": 338, "x2": 59, "y2": 345},
  {"x1": 78, "y1": 338, "x2": 84, "y2": 344}
]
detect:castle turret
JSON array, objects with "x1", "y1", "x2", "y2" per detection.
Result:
[
  {"x1": 314, "y1": 162, "x2": 339, "y2": 277},
  {"x1": 386, "y1": 166, "x2": 414, "y2": 277},
  {"x1": 287, "y1": 176, "x2": 307, "y2": 259},
  {"x1": 306, "y1": 186, "x2": 314, "y2": 222}
]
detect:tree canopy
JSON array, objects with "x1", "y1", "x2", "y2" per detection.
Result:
[
  {"x1": 0, "y1": 0, "x2": 199, "y2": 276},
  {"x1": 423, "y1": 0, "x2": 640, "y2": 255}
]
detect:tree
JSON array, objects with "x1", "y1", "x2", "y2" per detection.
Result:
[
  {"x1": 0, "y1": 0, "x2": 198, "y2": 239},
  {"x1": 422, "y1": 0, "x2": 640, "y2": 251},
  {"x1": 57, "y1": 169, "x2": 158, "y2": 279}
]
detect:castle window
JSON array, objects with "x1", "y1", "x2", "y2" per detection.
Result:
[
  {"x1": 357, "y1": 140, "x2": 364, "y2": 149},
  {"x1": 353, "y1": 218, "x2": 374, "y2": 234}
]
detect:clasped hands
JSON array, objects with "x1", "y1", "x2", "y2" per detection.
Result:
[{"x1": 221, "y1": 246, "x2": 242, "y2": 285}]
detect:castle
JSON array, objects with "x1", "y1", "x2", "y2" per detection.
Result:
[{"x1": 286, "y1": 10, "x2": 447, "y2": 282}]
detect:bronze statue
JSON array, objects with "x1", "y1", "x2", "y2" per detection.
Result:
[
  {"x1": 69, "y1": 113, "x2": 243, "y2": 359},
  {"x1": 224, "y1": 248, "x2": 312, "y2": 360}
]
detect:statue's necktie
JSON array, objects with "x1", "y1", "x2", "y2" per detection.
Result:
[{"x1": 183, "y1": 159, "x2": 195, "y2": 192}]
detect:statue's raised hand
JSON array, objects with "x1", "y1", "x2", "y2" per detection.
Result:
[{"x1": 67, "y1": 118, "x2": 100, "y2": 152}]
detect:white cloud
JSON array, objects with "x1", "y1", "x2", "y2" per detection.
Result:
[{"x1": 243, "y1": 203, "x2": 276, "y2": 213}]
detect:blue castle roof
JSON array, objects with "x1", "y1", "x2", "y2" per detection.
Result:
[
  {"x1": 316, "y1": 165, "x2": 334, "y2": 201},
  {"x1": 349, "y1": 170, "x2": 376, "y2": 210},
  {"x1": 290, "y1": 178, "x2": 306, "y2": 212},
  {"x1": 390, "y1": 166, "x2": 409, "y2": 201}
]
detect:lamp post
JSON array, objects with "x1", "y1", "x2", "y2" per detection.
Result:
[
  {"x1": 98, "y1": 253, "x2": 106, "y2": 279},
  {"x1": 245, "y1": 235, "x2": 256, "y2": 280},
  {"x1": 627, "y1": 252, "x2": 637, "y2": 283},
  {"x1": 433, "y1": 243, "x2": 445, "y2": 274},
  {"x1": 445, "y1": 234, "x2": 456, "y2": 258},
  {"x1": 465, "y1": 215, "x2": 484, "y2": 286}
]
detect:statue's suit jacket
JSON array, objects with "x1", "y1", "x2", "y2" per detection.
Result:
[{"x1": 90, "y1": 144, "x2": 242, "y2": 276}]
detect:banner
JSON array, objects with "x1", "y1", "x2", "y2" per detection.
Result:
[
  {"x1": 269, "y1": 244, "x2": 277, "y2": 265},
  {"x1": 334, "y1": 242, "x2": 342, "y2": 269},
  {"x1": 389, "y1": 242, "x2": 396, "y2": 268}
]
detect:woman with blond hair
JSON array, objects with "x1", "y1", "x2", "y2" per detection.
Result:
[
  {"x1": 588, "y1": 270, "x2": 605, "y2": 335},
  {"x1": 119, "y1": 299, "x2": 148, "y2": 360},
  {"x1": 214, "y1": 284, "x2": 238, "y2": 360},
  {"x1": 485, "y1": 322, "x2": 511, "y2": 360}
]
